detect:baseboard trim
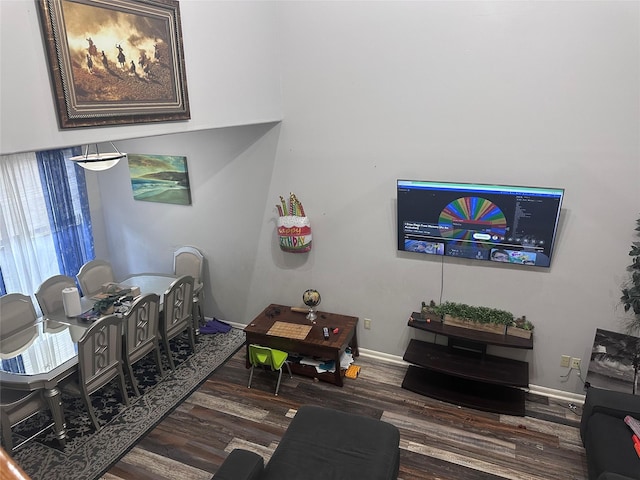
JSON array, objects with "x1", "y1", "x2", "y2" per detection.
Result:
[
  {"x1": 359, "y1": 347, "x2": 408, "y2": 365},
  {"x1": 230, "y1": 323, "x2": 585, "y2": 405},
  {"x1": 527, "y1": 384, "x2": 585, "y2": 404}
]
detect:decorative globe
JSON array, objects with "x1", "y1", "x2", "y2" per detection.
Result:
[
  {"x1": 303, "y1": 289, "x2": 321, "y2": 308},
  {"x1": 302, "y1": 289, "x2": 321, "y2": 323}
]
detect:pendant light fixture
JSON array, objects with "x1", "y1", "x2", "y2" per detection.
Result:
[{"x1": 69, "y1": 142, "x2": 126, "y2": 171}]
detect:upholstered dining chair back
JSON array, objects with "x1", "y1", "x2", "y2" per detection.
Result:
[
  {"x1": 72, "y1": 314, "x2": 129, "y2": 430},
  {"x1": 35, "y1": 274, "x2": 76, "y2": 316},
  {"x1": 123, "y1": 293, "x2": 163, "y2": 396},
  {"x1": 173, "y1": 246, "x2": 205, "y2": 328},
  {"x1": 160, "y1": 275, "x2": 195, "y2": 370},
  {"x1": 0, "y1": 293, "x2": 38, "y2": 340},
  {"x1": 76, "y1": 259, "x2": 115, "y2": 297},
  {"x1": 173, "y1": 246, "x2": 204, "y2": 286},
  {"x1": 1, "y1": 389, "x2": 54, "y2": 451}
]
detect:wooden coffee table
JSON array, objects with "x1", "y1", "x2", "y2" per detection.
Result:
[{"x1": 244, "y1": 304, "x2": 359, "y2": 386}]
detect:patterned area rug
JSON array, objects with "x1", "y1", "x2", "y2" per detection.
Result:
[{"x1": 11, "y1": 328, "x2": 246, "y2": 480}]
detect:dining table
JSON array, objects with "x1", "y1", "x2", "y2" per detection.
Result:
[{"x1": 0, "y1": 273, "x2": 178, "y2": 446}]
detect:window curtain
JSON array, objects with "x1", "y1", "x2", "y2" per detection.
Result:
[
  {"x1": 0, "y1": 268, "x2": 6, "y2": 295},
  {"x1": 0, "y1": 152, "x2": 58, "y2": 295},
  {"x1": 0, "y1": 149, "x2": 94, "y2": 296},
  {"x1": 37, "y1": 148, "x2": 95, "y2": 278}
]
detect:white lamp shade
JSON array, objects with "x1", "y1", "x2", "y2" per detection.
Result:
[
  {"x1": 69, "y1": 143, "x2": 126, "y2": 171},
  {"x1": 72, "y1": 157, "x2": 122, "y2": 171}
]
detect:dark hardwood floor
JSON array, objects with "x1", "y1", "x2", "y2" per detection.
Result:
[{"x1": 103, "y1": 350, "x2": 588, "y2": 480}]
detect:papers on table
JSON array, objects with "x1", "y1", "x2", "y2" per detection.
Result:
[
  {"x1": 297, "y1": 348, "x2": 354, "y2": 374},
  {"x1": 80, "y1": 298, "x2": 133, "y2": 322},
  {"x1": 93, "y1": 283, "x2": 132, "y2": 299}
]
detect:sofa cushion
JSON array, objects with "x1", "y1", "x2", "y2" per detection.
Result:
[
  {"x1": 213, "y1": 449, "x2": 264, "y2": 480},
  {"x1": 262, "y1": 405, "x2": 400, "y2": 480},
  {"x1": 581, "y1": 387, "x2": 640, "y2": 445},
  {"x1": 597, "y1": 473, "x2": 640, "y2": 480},
  {"x1": 585, "y1": 412, "x2": 640, "y2": 480}
]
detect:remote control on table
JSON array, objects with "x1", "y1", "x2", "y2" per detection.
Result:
[
  {"x1": 322, "y1": 327, "x2": 329, "y2": 339},
  {"x1": 625, "y1": 415, "x2": 640, "y2": 437}
]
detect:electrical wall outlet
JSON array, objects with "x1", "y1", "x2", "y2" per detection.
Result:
[
  {"x1": 560, "y1": 355, "x2": 571, "y2": 368},
  {"x1": 571, "y1": 357, "x2": 581, "y2": 369},
  {"x1": 363, "y1": 318, "x2": 371, "y2": 330}
]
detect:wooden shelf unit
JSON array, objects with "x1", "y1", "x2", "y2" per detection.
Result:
[
  {"x1": 407, "y1": 314, "x2": 533, "y2": 349},
  {"x1": 402, "y1": 313, "x2": 533, "y2": 416}
]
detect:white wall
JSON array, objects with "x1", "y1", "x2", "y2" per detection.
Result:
[
  {"x1": 247, "y1": 1, "x2": 638, "y2": 393},
  {"x1": 92, "y1": 123, "x2": 281, "y2": 326},
  {"x1": 0, "y1": 0, "x2": 282, "y2": 154},
  {"x1": 2, "y1": 1, "x2": 639, "y2": 395}
]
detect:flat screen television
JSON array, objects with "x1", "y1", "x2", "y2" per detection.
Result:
[{"x1": 397, "y1": 180, "x2": 564, "y2": 267}]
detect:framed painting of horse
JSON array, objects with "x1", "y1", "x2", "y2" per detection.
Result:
[{"x1": 37, "y1": 0, "x2": 190, "y2": 128}]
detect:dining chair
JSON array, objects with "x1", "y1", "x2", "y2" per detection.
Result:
[
  {"x1": 247, "y1": 344, "x2": 292, "y2": 396},
  {"x1": 61, "y1": 314, "x2": 129, "y2": 431},
  {"x1": 76, "y1": 259, "x2": 115, "y2": 297},
  {"x1": 0, "y1": 388, "x2": 55, "y2": 452},
  {"x1": 173, "y1": 246, "x2": 205, "y2": 329},
  {"x1": 0, "y1": 293, "x2": 38, "y2": 340},
  {"x1": 160, "y1": 275, "x2": 195, "y2": 370},
  {"x1": 0, "y1": 325, "x2": 39, "y2": 358},
  {"x1": 35, "y1": 274, "x2": 76, "y2": 316},
  {"x1": 123, "y1": 293, "x2": 164, "y2": 396}
]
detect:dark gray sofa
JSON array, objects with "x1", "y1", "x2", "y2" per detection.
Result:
[
  {"x1": 212, "y1": 405, "x2": 400, "y2": 480},
  {"x1": 580, "y1": 386, "x2": 640, "y2": 480}
]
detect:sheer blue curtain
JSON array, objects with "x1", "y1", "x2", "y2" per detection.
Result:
[{"x1": 36, "y1": 148, "x2": 95, "y2": 279}]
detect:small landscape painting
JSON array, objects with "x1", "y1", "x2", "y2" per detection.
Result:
[
  {"x1": 127, "y1": 154, "x2": 191, "y2": 205},
  {"x1": 585, "y1": 328, "x2": 640, "y2": 395}
]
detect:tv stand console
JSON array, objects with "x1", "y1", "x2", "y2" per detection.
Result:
[{"x1": 402, "y1": 313, "x2": 533, "y2": 416}]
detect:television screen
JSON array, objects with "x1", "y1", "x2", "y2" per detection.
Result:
[{"x1": 397, "y1": 180, "x2": 564, "y2": 267}]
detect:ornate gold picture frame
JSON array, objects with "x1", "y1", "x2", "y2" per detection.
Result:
[{"x1": 38, "y1": 0, "x2": 190, "y2": 128}]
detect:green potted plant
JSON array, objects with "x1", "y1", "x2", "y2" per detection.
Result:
[
  {"x1": 621, "y1": 216, "x2": 640, "y2": 335},
  {"x1": 431, "y1": 301, "x2": 514, "y2": 335},
  {"x1": 507, "y1": 315, "x2": 534, "y2": 339}
]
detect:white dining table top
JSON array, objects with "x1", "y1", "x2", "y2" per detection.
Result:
[
  {"x1": 119, "y1": 273, "x2": 178, "y2": 297},
  {"x1": 0, "y1": 319, "x2": 80, "y2": 376}
]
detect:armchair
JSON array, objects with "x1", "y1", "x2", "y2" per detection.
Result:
[{"x1": 580, "y1": 386, "x2": 640, "y2": 480}]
